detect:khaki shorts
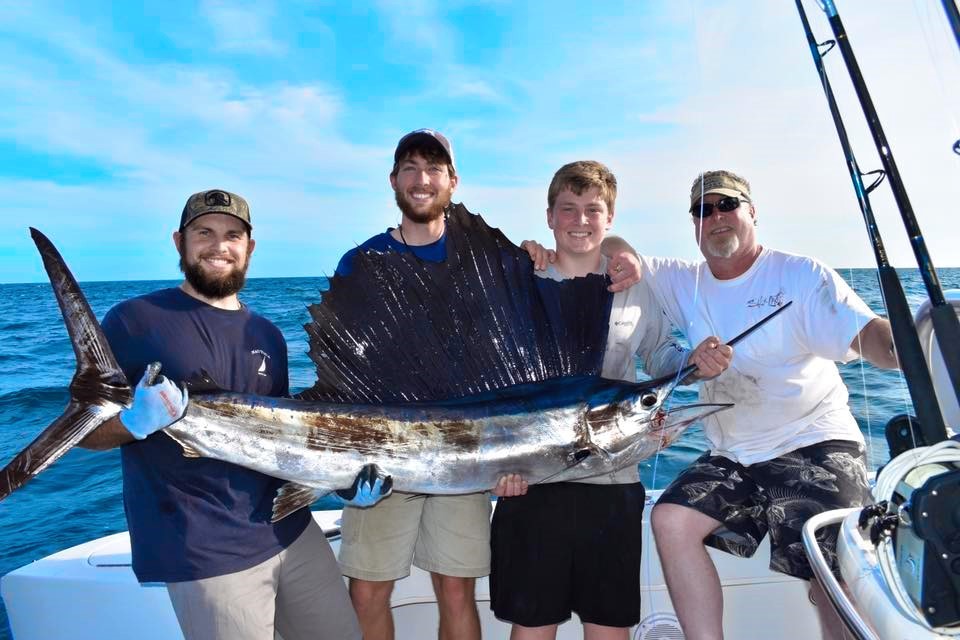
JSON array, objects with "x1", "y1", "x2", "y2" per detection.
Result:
[
  {"x1": 339, "y1": 491, "x2": 492, "y2": 581},
  {"x1": 167, "y1": 519, "x2": 360, "y2": 640}
]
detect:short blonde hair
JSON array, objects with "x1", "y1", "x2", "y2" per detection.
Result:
[{"x1": 547, "y1": 161, "x2": 617, "y2": 211}]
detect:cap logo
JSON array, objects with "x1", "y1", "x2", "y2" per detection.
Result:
[
  {"x1": 180, "y1": 188, "x2": 251, "y2": 230},
  {"x1": 205, "y1": 190, "x2": 231, "y2": 207}
]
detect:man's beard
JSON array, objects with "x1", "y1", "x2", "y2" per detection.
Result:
[
  {"x1": 179, "y1": 253, "x2": 250, "y2": 299},
  {"x1": 705, "y1": 234, "x2": 739, "y2": 259},
  {"x1": 394, "y1": 188, "x2": 451, "y2": 224}
]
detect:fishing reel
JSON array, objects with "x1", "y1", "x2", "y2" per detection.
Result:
[
  {"x1": 892, "y1": 460, "x2": 960, "y2": 628},
  {"x1": 867, "y1": 433, "x2": 960, "y2": 629}
]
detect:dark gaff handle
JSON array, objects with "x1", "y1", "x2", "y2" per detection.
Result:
[
  {"x1": 796, "y1": 0, "x2": 948, "y2": 444},
  {"x1": 671, "y1": 302, "x2": 795, "y2": 383},
  {"x1": 814, "y1": 0, "x2": 960, "y2": 423}
]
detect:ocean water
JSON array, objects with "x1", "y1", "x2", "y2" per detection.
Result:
[{"x1": 0, "y1": 268, "x2": 957, "y2": 638}]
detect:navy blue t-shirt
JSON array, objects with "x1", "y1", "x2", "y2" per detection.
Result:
[
  {"x1": 336, "y1": 229, "x2": 447, "y2": 275},
  {"x1": 100, "y1": 287, "x2": 311, "y2": 583}
]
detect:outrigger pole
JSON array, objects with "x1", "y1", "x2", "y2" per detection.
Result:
[
  {"x1": 809, "y1": 0, "x2": 960, "y2": 436},
  {"x1": 943, "y1": 0, "x2": 960, "y2": 54},
  {"x1": 941, "y1": 0, "x2": 960, "y2": 156},
  {"x1": 794, "y1": 0, "x2": 947, "y2": 444}
]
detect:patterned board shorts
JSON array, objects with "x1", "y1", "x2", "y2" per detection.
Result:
[{"x1": 657, "y1": 440, "x2": 870, "y2": 579}]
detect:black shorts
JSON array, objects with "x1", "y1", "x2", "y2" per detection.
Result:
[
  {"x1": 490, "y1": 481, "x2": 646, "y2": 628},
  {"x1": 657, "y1": 439, "x2": 870, "y2": 579}
]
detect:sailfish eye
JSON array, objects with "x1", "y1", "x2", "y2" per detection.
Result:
[{"x1": 640, "y1": 392, "x2": 658, "y2": 408}]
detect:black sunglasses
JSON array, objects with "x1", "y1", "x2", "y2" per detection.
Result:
[{"x1": 690, "y1": 196, "x2": 747, "y2": 218}]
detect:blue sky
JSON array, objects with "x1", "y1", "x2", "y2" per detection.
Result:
[{"x1": 1, "y1": 0, "x2": 958, "y2": 283}]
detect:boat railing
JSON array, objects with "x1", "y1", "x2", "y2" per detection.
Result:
[{"x1": 801, "y1": 507, "x2": 878, "y2": 640}]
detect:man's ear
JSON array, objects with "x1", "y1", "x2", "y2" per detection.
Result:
[
  {"x1": 606, "y1": 205, "x2": 615, "y2": 230},
  {"x1": 247, "y1": 237, "x2": 256, "y2": 256},
  {"x1": 546, "y1": 207, "x2": 555, "y2": 230},
  {"x1": 389, "y1": 173, "x2": 398, "y2": 191},
  {"x1": 449, "y1": 174, "x2": 459, "y2": 193},
  {"x1": 173, "y1": 231, "x2": 183, "y2": 254}
]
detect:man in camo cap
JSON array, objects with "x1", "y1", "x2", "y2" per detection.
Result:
[{"x1": 80, "y1": 188, "x2": 374, "y2": 640}]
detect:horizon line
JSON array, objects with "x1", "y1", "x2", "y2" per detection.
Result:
[{"x1": 3, "y1": 265, "x2": 959, "y2": 287}]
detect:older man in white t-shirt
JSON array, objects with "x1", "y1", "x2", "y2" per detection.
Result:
[{"x1": 609, "y1": 170, "x2": 898, "y2": 640}]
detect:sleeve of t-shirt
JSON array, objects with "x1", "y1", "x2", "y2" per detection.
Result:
[
  {"x1": 800, "y1": 259, "x2": 878, "y2": 362},
  {"x1": 640, "y1": 255, "x2": 689, "y2": 340},
  {"x1": 631, "y1": 279, "x2": 688, "y2": 377},
  {"x1": 335, "y1": 248, "x2": 359, "y2": 276}
]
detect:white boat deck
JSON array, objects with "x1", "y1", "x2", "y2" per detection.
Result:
[{"x1": 2, "y1": 492, "x2": 820, "y2": 639}]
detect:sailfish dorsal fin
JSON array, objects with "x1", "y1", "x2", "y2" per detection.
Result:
[{"x1": 297, "y1": 204, "x2": 614, "y2": 403}]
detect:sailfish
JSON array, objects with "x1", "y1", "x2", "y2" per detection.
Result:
[{"x1": 0, "y1": 205, "x2": 781, "y2": 521}]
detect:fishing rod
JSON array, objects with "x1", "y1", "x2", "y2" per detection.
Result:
[
  {"x1": 795, "y1": 0, "x2": 947, "y2": 445},
  {"x1": 813, "y1": 0, "x2": 960, "y2": 430},
  {"x1": 944, "y1": 0, "x2": 960, "y2": 55}
]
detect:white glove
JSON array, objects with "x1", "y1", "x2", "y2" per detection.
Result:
[{"x1": 120, "y1": 366, "x2": 189, "y2": 440}]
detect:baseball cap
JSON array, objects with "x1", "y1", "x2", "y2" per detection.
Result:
[
  {"x1": 394, "y1": 129, "x2": 455, "y2": 170},
  {"x1": 179, "y1": 189, "x2": 251, "y2": 231},
  {"x1": 689, "y1": 171, "x2": 751, "y2": 208}
]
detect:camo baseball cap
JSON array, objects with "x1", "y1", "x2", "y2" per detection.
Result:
[
  {"x1": 394, "y1": 129, "x2": 455, "y2": 170},
  {"x1": 179, "y1": 189, "x2": 251, "y2": 231},
  {"x1": 689, "y1": 170, "x2": 752, "y2": 208}
]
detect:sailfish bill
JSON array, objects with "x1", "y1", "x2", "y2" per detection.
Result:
[{"x1": 1, "y1": 214, "x2": 785, "y2": 520}]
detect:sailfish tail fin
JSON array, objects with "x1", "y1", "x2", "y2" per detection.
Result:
[{"x1": 0, "y1": 229, "x2": 132, "y2": 501}]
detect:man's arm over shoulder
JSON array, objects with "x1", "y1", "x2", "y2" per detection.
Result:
[
  {"x1": 601, "y1": 235, "x2": 641, "y2": 293},
  {"x1": 600, "y1": 235, "x2": 635, "y2": 258}
]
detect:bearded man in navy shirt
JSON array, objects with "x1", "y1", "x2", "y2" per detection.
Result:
[{"x1": 79, "y1": 190, "x2": 366, "y2": 640}]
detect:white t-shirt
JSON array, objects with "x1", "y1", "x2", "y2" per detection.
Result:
[
  {"x1": 540, "y1": 257, "x2": 687, "y2": 483},
  {"x1": 642, "y1": 248, "x2": 877, "y2": 465}
]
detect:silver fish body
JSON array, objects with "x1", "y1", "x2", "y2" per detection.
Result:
[{"x1": 168, "y1": 375, "x2": 703, "y2": 496}]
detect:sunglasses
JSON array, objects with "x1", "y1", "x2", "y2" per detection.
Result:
[{"x1": 689, "y1": 196, "x2": 747, "y2": 218}]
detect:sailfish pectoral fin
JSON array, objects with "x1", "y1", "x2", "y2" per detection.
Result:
[
  {"x1": 272, "y1": 483, "x2": 331, "y2": 523},
  {"x1": 529, "y1": 447, "x2": 598, "y2": 486},
  {"x1": 608, "y1": 402, "x2": 735, "y2": 469},
  {"x1": 0, "y1": 402, "x2": 120, "y2": 500}
]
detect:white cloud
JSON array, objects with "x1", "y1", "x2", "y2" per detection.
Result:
[
  {"x1": 373, "y1": 0, "x2": 454, "y2": 59},
  {"x1": 199, "y1": 0, "x2": 287, "y2": 56}
]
